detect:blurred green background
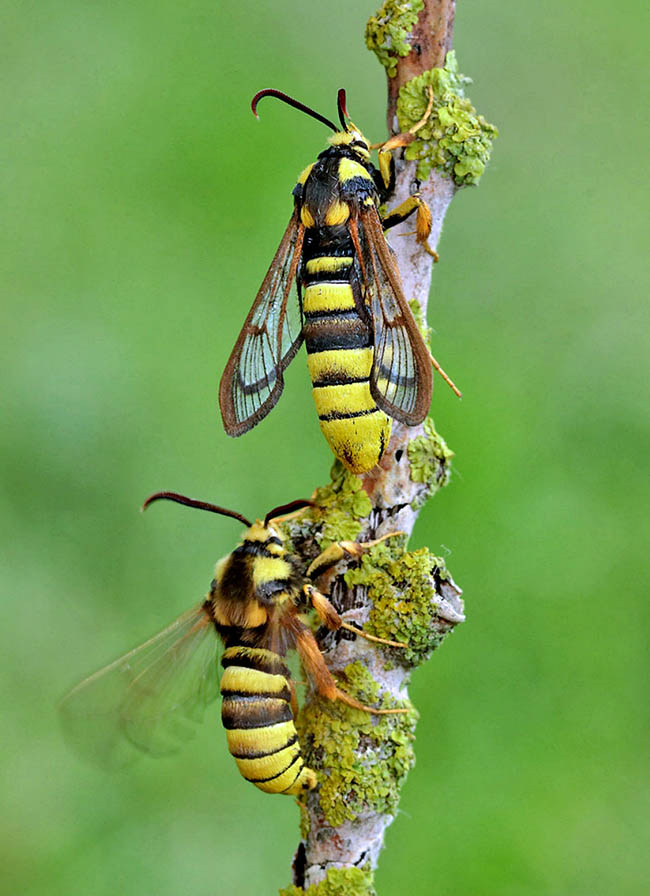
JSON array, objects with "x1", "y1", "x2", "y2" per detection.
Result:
[{"x1": 3, "y1": 1, "x2": 648, "y2": 893}]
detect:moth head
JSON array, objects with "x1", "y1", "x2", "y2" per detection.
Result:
[
  {"x1": 141, "y1": 492, "x2": 313, "y2": 558},
  {"x1": 328, "y1": 128, "x2": 371, "y2": 160}
]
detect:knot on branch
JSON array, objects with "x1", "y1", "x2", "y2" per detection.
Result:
[
  {"x1": 366, "y1": 0, "x2": 425, "y2": 79},
  {"x1": 344, "y1": 541, "x2": 464, "y2": 667},
  {"x1": 279, "y1": 434, "x2": 463, "y2": 890},
  {"x1": 280, "y1": 865, "x2": 375, "y2": 896},
  {"x1": 397, "y1": 51, "x2": 498, "y2": 184}
]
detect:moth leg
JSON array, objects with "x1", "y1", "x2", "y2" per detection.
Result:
[
  {"x1": 289, "y1": 678, "x2": 299, "y2": 719},
  {"x1": 305, "y1": 530, "x2": 405, "y2": 581},
  {"x1": 428, "y1": 349, "x2": 463, "y2": 398},
  {"x1": 370, "y1": 85, "x2": 437, "y2": 255},
  {"x1": 304, "y1": 584, "x2": 407, "y2": 649},
  {"x1": 304, "y1": 532, "x2": 407, "y2": 647},
  {"x1": 381, "y1": 196, "x2": 438, "y2": 261},
  {"x1": 342, "y1": 530, "x2": 407, "y2": 558},
  {"x1": 303, "y1": 584, "x2": 341, "y2": 629},
  {"x1": 295, "y1": 627, "x2": 408, "y2": 715},
  {"x1": 373, "y1": 85, "x2": 436, "y2": 193}
]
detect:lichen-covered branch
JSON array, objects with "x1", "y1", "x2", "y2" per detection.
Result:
[{"x1": 280, "y1": 2, "x2": 496, "y2": 893}]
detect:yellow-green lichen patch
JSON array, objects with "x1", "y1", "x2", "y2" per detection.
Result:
[
  {"x1": 297, "y1": 661, "x2": 416, "y2": 828},
  {"x1": 408, "y1": 417, "x2": 453, "y2": 505},
  {"x1": 279, "y1": 866, "x2": 375, "y2": 896},
  {"x1": 311, "y1": 461, "x2": 372, "y2": 548},
  {"x1": 345, "y1": 543, "x2": 452, "y2": 666},
  {"x1": 397, "y1": 51, "x2": 498, "y2": 185},
  {"x1": 277, "y1": 461, "x2": 371, "y2": 563},
  {"x1": 365, "y1": 0, "x2": 424, "y2": 78}
]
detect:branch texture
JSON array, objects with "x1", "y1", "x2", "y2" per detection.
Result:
[{"x1": 278, "y1": 2, "x2": 496, "y2": 892}]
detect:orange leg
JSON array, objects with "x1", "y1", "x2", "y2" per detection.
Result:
[
  {"x1": 304, "y1": 585, "x2": 407, "y2": 649},
  {"x1": 289, "y1": 678, "x2": 299, "y2": 719},
  {"x1": 380, "y1": 195, "x2": 438, "y2": 260},
  {"x1": 295, "y1": 628, "x2": 408, "y2": 716},
  {"x1": 429, "y1": 350, "x2": 462, "y2": 398},
  {"x1": 306, "y1": 531, "x2": 405, "y2": 581}
]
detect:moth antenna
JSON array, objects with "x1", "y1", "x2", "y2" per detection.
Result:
[
  {"x1": 251, "y1": 88, "x2": 339, "y2": 132},
  {"x1": 336, "y1": 88, "x2": 349, "y2": 129},
  {"x1": 142, "y1": 491, "x2": 252, "y2": 527},
  {"x1": 264, "y1": 499, "x2": 315, "y2": 527}
]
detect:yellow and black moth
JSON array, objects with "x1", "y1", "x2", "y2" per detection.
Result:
[
  {"x1": 219, "y1": 88, "x2": 460, "y2": 475},
  {"x1": 60, "y1": 491, "x2": 406, "y2": 794}
]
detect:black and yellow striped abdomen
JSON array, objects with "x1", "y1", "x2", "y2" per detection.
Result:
[
  {"x1": 302, "y1": 248, "x2": 392, "y2": 473},
  {"x1": 220, "y1": 645, "x2": 317, "y2": 795}
]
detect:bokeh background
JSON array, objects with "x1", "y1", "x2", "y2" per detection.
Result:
[{"x1": 3, "y1": 1, "x2": 648, "y2": 893}]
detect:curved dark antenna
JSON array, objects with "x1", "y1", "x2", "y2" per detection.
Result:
[
  {"x1": 337, "y1": 88, "x2": 349, "y2": 129},
  {"x1": 251, "y1": 88, "x2": 338, "y2": 132},
  {"x1": 264, "y1": 499, "x2": 315, "y2": 527},
  {"x1": 142, "y1": 491, "x2": 252, "y2": 527}
]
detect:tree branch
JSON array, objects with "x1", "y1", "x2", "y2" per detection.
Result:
[
  {"x1": 278, "y1": 1, "x2": 498, "y2": 891},
  {"x1": 385, "y1": 0, "x2": 456, "y2": 124}
]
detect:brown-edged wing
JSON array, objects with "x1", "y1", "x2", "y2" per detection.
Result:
[
  {"x1": 219, "y1": 211, "x2": 305, "y2": 436},
  {"x1": 59, "y1": 604, "x2": 220, "y2": 770},
  {"x1": 353, "y1": 206, "x2": 433, "y2": 426}
]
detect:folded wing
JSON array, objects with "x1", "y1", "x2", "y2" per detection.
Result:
[
  {"x1": 219, "y1": 212, "x2": 305, "y2": 435},
  {"x1": 356, "y1": 206, "x2": 432, "y2": 425}
]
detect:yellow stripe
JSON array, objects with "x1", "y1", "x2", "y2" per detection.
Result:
[
  {"x1": 324, "y1": 200, "x2": 349, "y2": 226},
  {"x1": 303, "y1": 283, "x2": 355, "y2": 314},
  {"x1": 307, "y1": 348, "x2": 373, "y2": 382},
  {"x1": 252, "y1": 555, "x2": 291, "y2": 589},
  {"x1": 222, "y1": 647, "x2": 279, "y2": 665},
  {"x1": 301, "y1": 206, "x2": 315, "y2": 227},
  {"x1": 329, "y1": 132, "x2": 353, "y2": 147},
  {"x1": 312, "y1": 381, "x2": 377, "y2": 416},
  {"x1": 220, "y1": 666, "x2": 288, "y2": 695},
  {"x1": 338, "y1": 158, "x2": 373, "y2": 183},
  {"x1": 319, "y1": 414, "x2": 392, "y2": 475},
  {"x1": 252, "y1": 761, "x2": 303, "y2": 794},
  {"x1": 296, "y1": 163, "x2": 314, "y2": 186},
  {"x1": 306, "y1": 257, "x2": 353, "y2": 274},
  {"x1": 235, "y1": 741, "x2": 300, "y2": 780},
  {"x1": 282, "y1": 766, "x2": 318, "y2": 795},
  {"x1": 226, "y1": 720, "x2": 296, "y2": 757},
  {"x1": 243, "y1": 522, "x2": 269, "y2": 542}
]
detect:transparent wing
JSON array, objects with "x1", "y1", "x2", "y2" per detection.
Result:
[
  {"x1": 219, "y1": 211, "x2": 305, "y2": 435},
  {"x1": 355, "y1": 206, "x2": 432, "y2": 425},
  {"x1": 59, "y1": 604, "x2": 220, "y2": 770}
]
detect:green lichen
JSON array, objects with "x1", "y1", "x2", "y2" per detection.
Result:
[
  {"x1": 397, "y1": 51, "x2": 498, "y2": 185},
  {"x1": 365, "y1": 0, "x2": 424, "y2": 78},
  {"x1": 296, "y1": 661, "x2": 416, "y2": 828},
  {"x1": 280, "y1": 866, "x2": 375, "y2": 896},
  {"x1": 278, "y1": 461, "x2": 372, "y2": 561},
  {"x1": 409, "y1": 298, "x2": 432, "y2": 345},
  {"x1": 345, "y1": 542, "x2": 452, "y2": 666},
  {"x1": 408, "y1": 417, "x2": 453, "y2": 505},
  {"x1": 311, "y1": 460, "x2": 372, "y2": 548}
]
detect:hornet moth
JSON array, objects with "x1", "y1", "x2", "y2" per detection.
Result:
[
  {"x1": 219, "y1": 88, "x2": 460, "y2": 475},
  {"x1": 60, "y1": 492, "x2": 407, "y2": 795}
]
